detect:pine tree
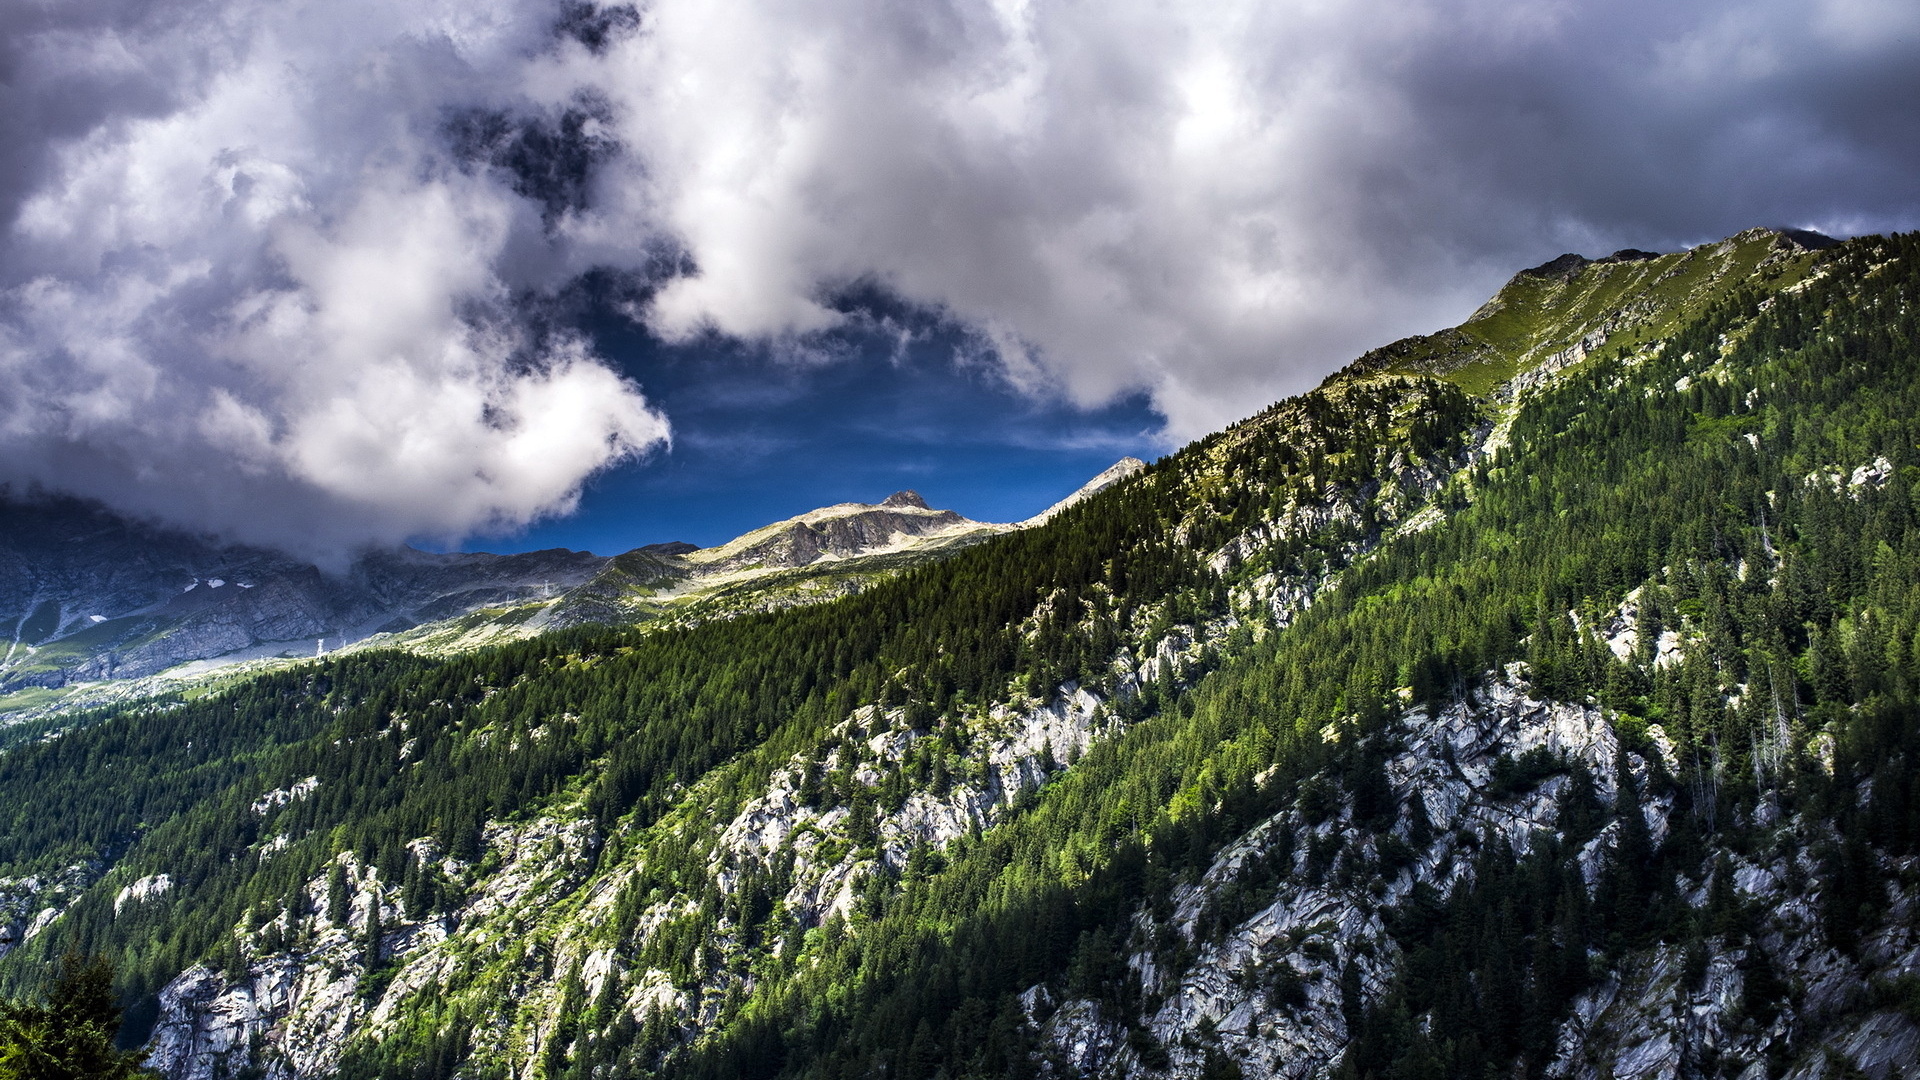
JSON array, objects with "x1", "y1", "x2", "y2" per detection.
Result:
[
  {"x1": 0, "y1": 954, "x2": 148, "y2": 1080},
  {"x1": 328, "y1": 862, "x2": 350, "y2": 928}
]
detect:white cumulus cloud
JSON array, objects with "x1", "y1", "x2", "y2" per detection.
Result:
[
  {"x1": 2, "y1": 0, "x2": 1917, "y2": 553},
  {"x1": 0, "y1": 0, "x2": 668, "y2": 559}
]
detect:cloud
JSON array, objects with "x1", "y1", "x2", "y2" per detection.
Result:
[
  {"x1": 0, "y1": 0, "x2": 669, "y2": 559},
  {"x1": 3, "y1": 0, "x2": 1917, "y2": 554},
  {"x1": 579, "y1": 0, "x2": 1920, "y2": 437}
]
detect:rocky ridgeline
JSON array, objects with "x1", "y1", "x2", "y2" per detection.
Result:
[{"x1": 684, "y1": 491, "x2": 986, "y2": 575}]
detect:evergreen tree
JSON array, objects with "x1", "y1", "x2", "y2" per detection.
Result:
[{"x1": 0, "y1": 955, "x2": 147, "y2": 1080}]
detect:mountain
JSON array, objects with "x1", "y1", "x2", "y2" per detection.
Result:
[
  {"x1": 1, "y1": 227, "x2": 1917, "y2": 1080},
  {"x1": 387, "y1": 463, "x2": 1142, "y2": 656},
  {"x1": 0, "y1": 474, "x2": 1139, "y2": 718},
  {"x1": 0, "y1": 496, "x2": 609, "y2": 693}
]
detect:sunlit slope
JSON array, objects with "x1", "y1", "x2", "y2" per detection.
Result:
[
  {"x1": 1345, "y1": 227, "x2": 1835, "y2": 395},
  {"x1": 0, "y1": 477, "x2": 1137, "y2": 722},
  {"x1": 366, "y1": 479, "x2": 1143, "y2": 657}
]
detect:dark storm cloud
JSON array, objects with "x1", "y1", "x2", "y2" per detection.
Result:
[
  {"x1": 1, "y1": 0, "x2": 1915, "y2": 555},
  {"x1": 1371, "y1": 1, "x2": 1920, "y2": 253}
]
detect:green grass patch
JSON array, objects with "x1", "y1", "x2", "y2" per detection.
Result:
[{"x1": 0, "y1": 685, "x2": 74, "y2": 715}]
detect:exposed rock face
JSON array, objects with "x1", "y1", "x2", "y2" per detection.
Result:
[
  {"x1": 1021, "y1": 676, "x2": 1918, "y2": 1080},
  {"x1": 1545, "y1": 860, "x2": 1920, "y2": 1080},
  {"x1": 146, "y1": 815, "x2": 600, "y2": 1080},
  {"x1": 716, "y1": 683, "x2": 1119, "y2": 929},
  {"x1": 1021, "y1": 678, "x2": 1635, "y2": 1079},
  {"x1": 135, "y1": 652, "x2": 1920, "y2": 1080},
  {"x1": 1023, "y1": 459, "x2": 1149, "y2": 526},
  {"x1": 114, "y1": 874, "x2": 172, "y2": 914},
  {"x1": 0, "y1": 861, "x2": 98, "y2": 958},
  {"x1": 686, "y1": 494, "x2": 988, "y2": 574}
]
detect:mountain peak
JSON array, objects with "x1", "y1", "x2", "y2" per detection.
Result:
[
  {"x1": 1772, "y1": 227, "x2": 1840, "y2": 251},
  {"x1": 1333, "y1": 226, "x2": 1850, "y2": 397},
  {"x1": 1518, "y1": 246, "x2": 1667, "y2": 283},
  {"x1": 879, "y1": 491, "x2": 930, "y2": 509},
  {"x1": 1519, "y1": 252, "x2": 1591, "y2": 280},
  {"x1": 1022, "y1": 457, "x2": 1148, "y2": 526}
]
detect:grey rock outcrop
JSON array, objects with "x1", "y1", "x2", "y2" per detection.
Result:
[
  {"x1": 684, "y1": 493, "x2": 990, "y2": 575},
  {"x1": 1022, "y1": 674, "x2": 1916, "y2": 1080},
  {"x1": 0, "y1": 861, "x2": 99, "y2": 958}
]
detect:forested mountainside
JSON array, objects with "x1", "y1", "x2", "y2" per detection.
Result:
[{"x1": 0, "y1": 227, "x2": 1917, "y2": 1080}]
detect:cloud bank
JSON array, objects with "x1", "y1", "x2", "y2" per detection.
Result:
[
  {"x1": 0, "y1": 0, "x2": 670, "y2": 558},
  {"x1": 3, "y1": 0, "x2": 1917, "y2": 553}
]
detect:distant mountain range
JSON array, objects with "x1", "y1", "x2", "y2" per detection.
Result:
[{"x1": 0, "y1": 458, "x2": 1146, "y2": 712}]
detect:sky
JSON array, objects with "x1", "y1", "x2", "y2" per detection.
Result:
[
  {"x1": 2, "y1": 0, "x2": 1918, "y2": 559},
  {"x1": 493, "y1": 294, "x2": 1163, "y2": 551}
]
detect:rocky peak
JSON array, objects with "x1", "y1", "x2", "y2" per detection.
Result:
[
  {"x1": 690, "y1": 498, "x2": 979, "y2": 573},
  {"x1": 1771, "y1": 226, "x2": 1840, "y2": 251},
  {"x1": 1520, "y1": 252, "x2": 1591, "y2": 281},
  {"x1": 1022, "y1": 457, "x2": 1149, "y2": 526},
  {"x1": 1519, "y1": 246, "x2": 1664, "y2": 284}
]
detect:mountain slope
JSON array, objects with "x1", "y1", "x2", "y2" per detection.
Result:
[
  {"x1": 1342, "y1": 226, "x2": 1836, "y2": 394},
  {"x1": 0, "y1": 229, "x2": 1916, "y2": 1080}
]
